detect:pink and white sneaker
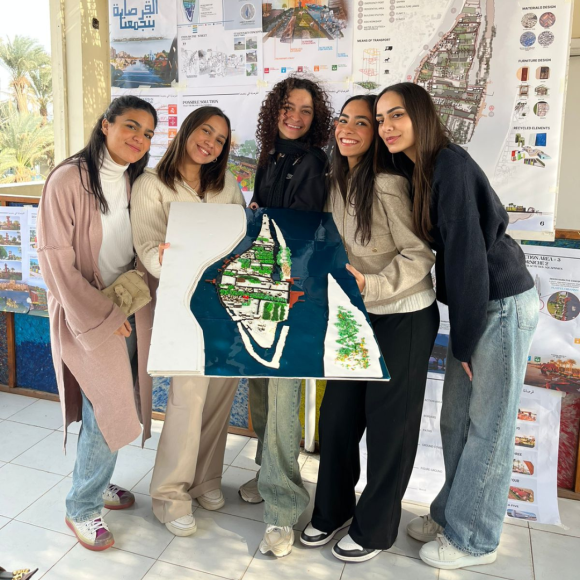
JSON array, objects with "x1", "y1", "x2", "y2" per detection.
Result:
[{"x1": 65, "y1": 517, "x2": 115, "y2": 551}]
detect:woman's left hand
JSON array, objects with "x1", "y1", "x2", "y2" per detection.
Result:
[
  {"x1": 462, "y1": 361, "x2": 473, "y2": 381},
  {"x1": 346, "y1": 264, "x2": 366, "y2": 293}
]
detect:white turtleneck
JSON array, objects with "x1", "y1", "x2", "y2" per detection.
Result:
[{"x1": 98, "y1": 147, "x2": 135, "y2": 287}]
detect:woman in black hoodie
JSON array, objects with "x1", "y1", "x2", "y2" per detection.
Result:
[{"x1": 240, "y1": 77, "x2": 333, "y2": 558}]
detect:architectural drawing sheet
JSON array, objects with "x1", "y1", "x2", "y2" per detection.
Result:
[{"x1": 353, "y1": 0, "x2": 573, "y2": 239}]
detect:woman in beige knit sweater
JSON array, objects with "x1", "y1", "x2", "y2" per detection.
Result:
[
  {"x1": 299, "y1": 95, "x2": 439, "y2": 563},
  {"x1": 131, "y1": 106, "x2": 245, "y2": 537}
]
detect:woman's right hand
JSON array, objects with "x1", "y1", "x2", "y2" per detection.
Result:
[
  {"x1": 114, "y1": 320, "x2": 132, "y2": 337},
  {"x1": 249, "y1": 202, "x2": 259, "y2": 210},
  {"x1": 159, "y1": 242, "x2": 170, "y2": 265}
]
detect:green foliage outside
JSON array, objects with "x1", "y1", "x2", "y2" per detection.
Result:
[
  {"x1": 0, "y1": 35, "x2": 54, "y2": 183},
  {"x1": 238, "y1": 258, "x2": 251, "y2": 269}
]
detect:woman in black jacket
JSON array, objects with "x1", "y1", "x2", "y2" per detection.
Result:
[
  {"x1": 240, "y1": 77, "x2": 333, "y2": 558},
  {"x1": 375, "y1": 82, "x2": 539, "y2": 571}
]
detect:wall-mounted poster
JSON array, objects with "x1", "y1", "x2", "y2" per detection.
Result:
[
  {"x1": 110, "y1": 0, "x2": 178, "y2": 88},
  {"x1": 356, "y1": 375, "x2": 564, "y2": 525},
  {"x1": 178, "y1": 23, "x2": 263, "y2": 86},
  {"x1": 180, "y1": 89, "x2": 264, "y2": 201},
  {"x1": 522, "y1": 244, "x2": 580, "y2": 394},
  {"x1": 0, "y1": 208, "x2": 29, "y2": 314},
  {"x1": 262, "y1": 0, "x2": 354, "y2": 82},
  {"x1": 352, "y1": 0, "x2": 574, "y2": 239}
]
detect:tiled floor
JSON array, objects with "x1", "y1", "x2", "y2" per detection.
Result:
[{"x1": 1, "y1": 391, "x2": 579, "y2": 580}]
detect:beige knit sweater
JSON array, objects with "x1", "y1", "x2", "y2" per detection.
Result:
[
  {"x1": 131, "y1": 168, "x2": 246, "y2": 278},
  {"x1": 327, "y1": 173, "x2": 435, "y2": 313}
]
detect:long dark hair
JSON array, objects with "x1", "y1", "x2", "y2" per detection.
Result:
[
  {"x1": 256, "y1": 77, "x2": 333, "y2": 167},
  {"x1": 64, "y1": 96, "x2": 158, "y2": 214},
  {"x1": 375, "y1": 82, "x2": 449, "y2": 241},
  {"x1": 330, "y1": 95, "x2": 377, "y2": 246},
  {"x1": 156, "y1": 106, "x2": 231, "y2": 196}
]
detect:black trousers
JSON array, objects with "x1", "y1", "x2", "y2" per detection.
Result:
[{"x1": 311, "y1": 301, "x2": 440, "y2": 550}]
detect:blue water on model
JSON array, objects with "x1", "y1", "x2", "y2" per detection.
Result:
[{"x1": 190, "y1": 208, "x2": 390, "y2": 379}]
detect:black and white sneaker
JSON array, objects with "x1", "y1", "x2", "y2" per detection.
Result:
[
  {"x1": 332, "y1": 534, "x2": 381, "y2": 563},
  {"x1": 300, "y1": 522, "x2": 341, "y2": 547}
]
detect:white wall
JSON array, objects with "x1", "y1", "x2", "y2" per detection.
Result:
[{"x1": 556, "y1": 55, "x2": 580, "y2": 231}]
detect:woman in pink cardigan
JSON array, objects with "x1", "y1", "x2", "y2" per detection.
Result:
[{"x1": 37, "y1": 96, "x2": 158, "y2": 552}]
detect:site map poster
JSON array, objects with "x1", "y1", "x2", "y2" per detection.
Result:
[{"x1": 352, "y1": 0, "x2": 573, "y2": 239}]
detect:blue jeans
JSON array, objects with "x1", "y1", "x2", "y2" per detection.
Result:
[
  {"x1": 66, "y1": 316, "x2": 137, "y2": 522},
  {"x1": 431, "y1": 287, "x2": 538, "y2": 555},
  {"x1": 249, "y1": 377, "x2": 310, "y2": 527}
]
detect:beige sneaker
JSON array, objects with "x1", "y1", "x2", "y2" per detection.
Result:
[
  {"x1": 165, "y1": 513, "x2": 197, "y2": 537},
  {"x1": 65, "y1": 516, "x2": 114, "y2": 551},
  {"x1": 407, "y1": 514, "x2": 444, "y2": 543},
  {"x1": 239, "y1": 474, "x2": 263, "y2": 504},
  {"x1": 259, "y1": 525, "x2": 295, "y2": 558},
  {"x1": 197, "y1": 488, "x2": 225, "y2": 511},
  {"x1": 420, "y1": 535, "x2": 497, "y2": 570}
]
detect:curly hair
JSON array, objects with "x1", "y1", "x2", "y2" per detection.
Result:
[{"x1": 256, "y1": 77, "x2": 333, "y2": 167}]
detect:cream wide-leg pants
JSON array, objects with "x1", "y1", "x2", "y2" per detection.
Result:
[{"x1": 150, "y1": 376, "x2": 239, "y2": 523}]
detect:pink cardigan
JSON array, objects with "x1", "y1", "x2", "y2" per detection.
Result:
[{"x1": 37, "y1": 162, "x2": 155, "y2": 452}]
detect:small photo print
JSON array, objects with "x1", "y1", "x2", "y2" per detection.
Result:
[
  {"x1": 30, "y1": 258, "x2": 42, "y2": 278},
  {"x1": 518, "y1": 406, "x2": 537, "y2": 422},
  {"x1": 509, "y1": 486, "x2": 535, "y2": 503},
  {"x1": 507, "y1": 508, "x2": 537, "y2": 522},
  {"x1": 245, "y1": 36, "x2": 257, "y2": 50},
  {"x1": 513, "y1": 459, "x2": 535, "y2": 476},
  {"x1": 0, "y1": 260, "x2": 22, "y2": 281},
  {"x1": 0, "y1": 245, "x2": 22, "y2": 261},
  {"x1": 0, "y1": 231, "x2": 22, "y2": 245},
  {"x1": 515, "y1": 435, "x2": 536, "y2": 448}
]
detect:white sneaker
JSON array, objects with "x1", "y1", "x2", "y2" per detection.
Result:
[
  {"x1": 239, "y1": 475, "x2": 263, "y2": 504},
  {"x1": 300, "y1": 521, "x2": 341, "y2": 547},
  {"x1": 407, "y1": 514, "x2": 444, "y2": 542},
  {"x1": 259, "y1": 525, "x2": 294, "y2": 558},
  {"x1": 419, "y1": 534, "x2": 497, "y2": 570},
  {"x1": 332, "y1": 534, "x2": 381, "y2": 563},
  {"x1": 165, "y1": 513, "x2": 197, "y2": 537},
  {"x1": 196, "y1": 488, "x2": 225, "y2": 511},
  {"x1": 65, "y1": 516, "x2": 114, "y2": 551}
]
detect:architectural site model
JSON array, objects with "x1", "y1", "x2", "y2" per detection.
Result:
[{"x1": 147, "y1": 203, "x2": 389, "y2": 381}]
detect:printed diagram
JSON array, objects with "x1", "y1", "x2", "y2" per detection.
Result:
[
  {"x1": 180, "y1": 46, "x2": 245, "y2": 80},
  {"x1": 206, "y1": 214, "x2": 304, "y2": 368},
  {"x1": 179, "y1": 26, "x2": 262, "y2": 85},
  {"x1": 546, "y1": 291, "x2": 580, "y2": 322},
  {"x1": 413, "y1": 0, "x2": 494, "y2": 144},
  {"x1": 357, "y1": 48, "x2": 381, "y2": 91}
]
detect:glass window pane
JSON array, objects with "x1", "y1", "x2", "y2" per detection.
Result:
[{"x1": 0, "y1": 1, "x2": 54, "y2": 186}]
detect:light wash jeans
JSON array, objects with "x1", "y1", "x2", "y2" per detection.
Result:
[
  {"x1": 431, "y1": 287, "x2": 539, "y2": 555},
  {"x1": 249, "y1": 377, "x2": 310, "y2": 527},
  {"x1": 66, "y1": 316, "x2": 137, "y2": 522}
]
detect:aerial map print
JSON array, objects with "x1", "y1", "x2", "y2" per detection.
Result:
[{"x1": 353, "y1": 0, "x2": 573, "y2": 238}]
